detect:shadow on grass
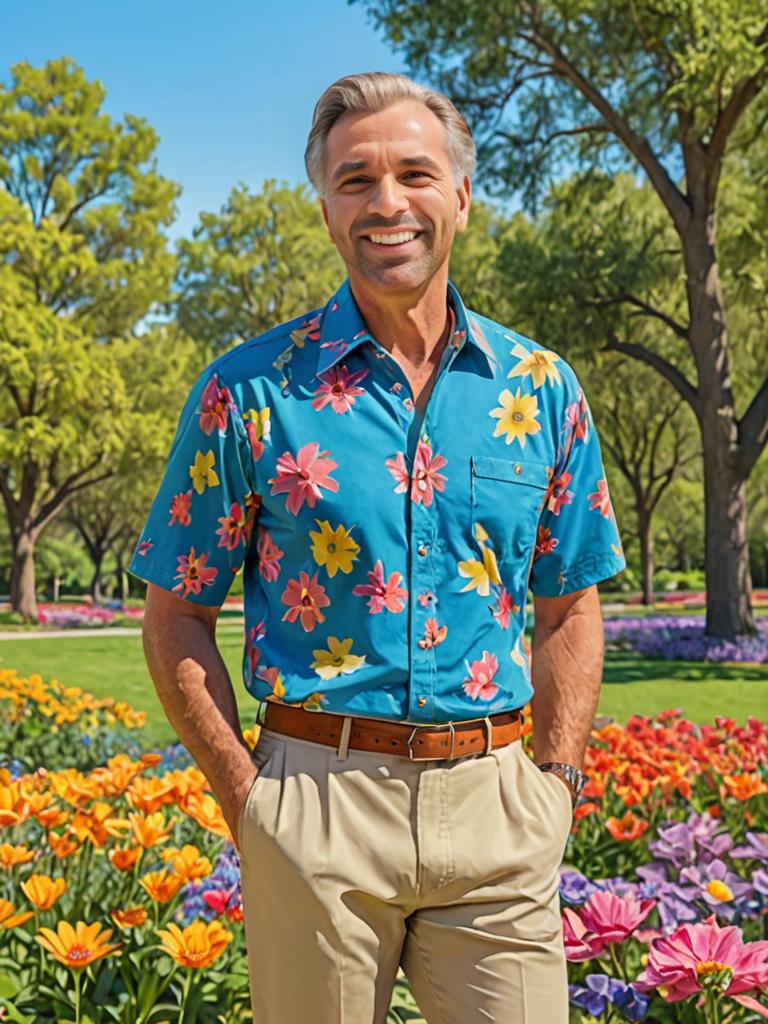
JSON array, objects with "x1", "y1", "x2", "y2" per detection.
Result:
[{"x1": 603, "y1": 650, "x2": 767, "y2": 686}]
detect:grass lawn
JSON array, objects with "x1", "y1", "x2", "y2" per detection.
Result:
[{"x1": 1, "y1": 627, "x2": 765, "y2": 751}]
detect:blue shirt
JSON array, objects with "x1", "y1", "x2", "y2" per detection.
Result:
[{"x1": 129, "y1": 278, "x2": 626, "y2": 724}]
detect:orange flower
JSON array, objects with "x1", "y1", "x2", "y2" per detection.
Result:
[
  {"x1": 181, "y1": 791, "x2": 230, "y2": 838},
  {"x1": 574, "y1": 801, "x2": 600, "y2": 821},
  {"x1": 109, "y1": 847, "x2": 142, "y2": 872},
  {"x1": 139, "y1": 753, "x2": 163, "y2": 767},
  {"x1": 0, "y1": 898, "x2": 34, "y2": 929},
  {"x1": 111, "y1": 906, "x2": 148, "y2": 928},
  {"x1": 127, "y1": 776, "x2": 179, "y2": 815},
  {"x1": 155, "y1": 919, "x2": 232, "y2": 969},
  {"x1": 721, "y1": 773, "x2": 767, "y2": 802},
  {"x1": 48, "y1": 831, "x2": 80, "y2": 859},
  {"x1": 606, "y1": 811, "x2": 649, "y2": 842},
  {"x1": 0, "y1": 843, "x2": 36, "y2": 869},
  {"x1": 0, "y1": 779, "x2": 30, "y2": 827},
  {"x1": 36, "y1": 920, "x2": 121, "y2": 970},
  {"x1": 139, "y1": 869, "x2": 184, "y2": 904},
  {"x1": 129, "y1": 811, "x2": 174, "y2": 849},
  {"x1": 68, "y1": 802, "x2": 129, "y2": 847},
  {"x1": 161, "y1": 844, "x2": 212, "y2": 883},
  {"x1": 21, "y1": 874, "x2": 67, "y2": 911}
]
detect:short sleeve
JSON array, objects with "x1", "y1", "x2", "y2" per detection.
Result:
[
  {"x1": 529, "y1": 366, "x2": 626, "y2": 597},
  {"x1": 128, "y1": 367, "x2": 258, "y2": 606}
]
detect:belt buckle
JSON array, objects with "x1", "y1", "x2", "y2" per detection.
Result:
[{"x1": 406, "y1": 722, "x2": 456, "y2": 761}]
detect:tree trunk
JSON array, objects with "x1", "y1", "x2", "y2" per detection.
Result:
[
  {"x1": 90, "y1": 559, "x2": 104, "y2": 603},
  {"x1": 683, "y1": 209, "x2": 756, "y2": 638},
  {"x1": 637, "y1": 509, "x2": 654, "y2": 606},
  {"x1": 10, "y1": 529, "x2": 39, "y2": 621}
]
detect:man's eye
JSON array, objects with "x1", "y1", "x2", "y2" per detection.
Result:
[
  {"x1": 404, "y1": 171, "x2": 428, "y2": 179},
  {"x1": 342, "y1": 177, "x2": 368, "y2": 186}
]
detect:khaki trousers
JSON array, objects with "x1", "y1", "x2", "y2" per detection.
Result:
[{"x1": 236, "y1": 722, "x2": 572, "y2": 1024}]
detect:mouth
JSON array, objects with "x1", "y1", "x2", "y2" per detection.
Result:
[{"x1": 359, "y1": 230, "x2": 424, "y2": 252}]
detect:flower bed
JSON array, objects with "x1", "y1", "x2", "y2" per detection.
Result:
[
  {"x1": 0, "y1": 670, "x2": 766, "y2": 1021},
  {"x1": 604, "y1": 615, "x2": 768, "y2": 663}
]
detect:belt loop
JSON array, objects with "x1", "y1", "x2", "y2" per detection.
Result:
[
  {"x1": 337, "y1": 715, "x2": 353, "y2": 761},
  {"x1": 483, "y1": 716, "x2": 494, "y2": 755}
]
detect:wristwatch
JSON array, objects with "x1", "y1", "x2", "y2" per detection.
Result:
[{"x1": 537, "y1": 762, "x2": 587, "y2": 804}]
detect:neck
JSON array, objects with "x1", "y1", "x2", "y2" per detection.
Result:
[{"x1": 348, "y1": 266, "x2": 451, "y2": 369}]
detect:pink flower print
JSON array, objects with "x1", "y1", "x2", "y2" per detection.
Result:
[
  {"x1": 281, "y1": 570, "x2": 330, "y2": 632},
  {"x1": 544, "y1": 470, "x2": 574, "y2": 516},
  {"x1": 417, "y1": 590, "x2": 437, "y2": 608},
  {"x1": 588, "y1": 479, "x2": 612, "y2": 518},
  {"x1": 172, "y1": 547, "x2": 218, "y2": 597},
  {"x1": 462, "y1": 651, "x2": 499, "y2": 701},
  {"x1": 137, "y1": 539, "x2": 153, "y2": 557},
  {"x1": 410, "y1": 440, "x2": 447, "y2": 506},
  {"x1": 243, "y1": 489, "x2": 260, "y2": 545},
  {"x1": 168, "y1": 490, "x2": 193, "y2": 527},
  {"x1": 385, "y1": 451, "x2": 410, "y2": 494},
  {"x1": 305, "y1": 314, "x2": 321, "y2": 341},
  {"x1": 245, "y1": 419, "x2": 265, "y2": 461},
  {"x1": 246, "y1": 626, "x2": 262, "y2": 683},
  {"x1": 352, "y1": 560, "x2": 408, "y2": 614},
  {"x1": 268, "y1": 442, "x2": 339, "y2": 515},
  {"x1": 417, "y1": 617, "x2": 448, "y2": 650},
  {"x1": 257, "y1": 527, "x2": 284, "y2": 582},
  {"x1": 198, "y1": 376, "x2": 231, "y2": 435},
  {"x1": 491, "y1": 588, "x2": 519, "y2": 630},
  {"x1": 534, "y1": 525, "x2": 559, "y2": 560},
  {"x1": 216, "y1": 501, "x2": 246, "y2": 551},
  {"x1": 312, "y1": 364, "x2": 369, "y2": 413},
  {"x1": 566, "y1": 393, "x2": 590, "y2": 442}
]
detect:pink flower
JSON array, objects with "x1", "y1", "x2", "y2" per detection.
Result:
[
  {"x1": 172, "y1": 547, "x2": 218, "y2": 597},
  {"x1": 215, "y1": 501, "x2": 246, "y2": 551},
  {"x1": 312, "y1": 364, "x2": 369, "y2": 413},
  {"x1": 544, "y1": 470, "x2": 574, "y2": 516},
  {"x1": 198, "y1": 376, "x2": 232, "y2": 435},
  {"x1": 137, "y1": 539, "x2": 153, "y2": 557},
  {"x1": 534, "y1": 525, "x2": 558, "y2": 559},
  {"x1": 417, "y1": 617, "x2": 448, "y2": 649},
  {"x1": 417, "y1": 590, "x2": 437, "y2": 608},
  {"x1": 352, "y1": 560, "x2": 408, "y2": 614},
  {"x1": 566, "y1": 393, "x2": 589, "y2": 442},
  {"x1": 257, "y1": 527, "x2": 284, "y2": 582},
  {"x1": 563, "y1": 891, "x2": 656, "y2": 962},
  {"x1": 168, "y1": 490, "x2": 193, "y2": 527},
  {"x1": 636, "y1": 914, "x2": 768, "y2": 1011},
  {"x1": 588, "y1": 479, "x2": 612, "y2": 518},
  {"x1": 491, "y1": 588, "x2": 518, "y2": 629},
  {"x1": 462, "y1": 651, "x2": 499, "y2": 701},
  {"x1": 385, "y1": 441, "x2": 447, "y2": 506},
  {"x1": 280, "y1": 570, "x2": 330, "y2": 632},
  {"x1": 268, "y1": 442, "x2": 339, "y2": 515}
]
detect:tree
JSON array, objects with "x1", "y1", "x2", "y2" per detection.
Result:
[
  {"x1": 175, "y1": 180, "x2": 344, "y2": 353},
  {"x1": 0, "y1": 58, "x2": 178, "y2": 620},
  {"x1": 356, "y1": 0, "x2": 768, "y2": 638}
]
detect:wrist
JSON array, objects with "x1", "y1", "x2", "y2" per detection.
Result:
[{"x1": 537, "y1": 761, "x2": 587, "y2": 803}]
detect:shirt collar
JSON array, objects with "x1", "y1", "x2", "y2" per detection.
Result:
[{"x1": 313, "y1": 278, "x2": 499, "y2": 380}]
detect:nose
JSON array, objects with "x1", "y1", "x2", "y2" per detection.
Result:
[{"x1": 367, "y1": 174, "x2": 409, "y2": 219}]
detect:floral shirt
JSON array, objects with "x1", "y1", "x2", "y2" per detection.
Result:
[{"x1": 129, "y1": 278, "x2": 626, "y2": 724}]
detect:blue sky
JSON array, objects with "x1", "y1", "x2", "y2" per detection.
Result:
[{"x1": 0, "y1": 0, "x2": 409, "y2": 238}]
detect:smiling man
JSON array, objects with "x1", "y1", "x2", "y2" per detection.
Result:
[{"x1": 131, "y1": 73, "x2": 626, "y2": 1023}]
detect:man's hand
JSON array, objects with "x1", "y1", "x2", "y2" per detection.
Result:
[{"x1": 226, "y1": 766, "x2": 261, "y2": 855}]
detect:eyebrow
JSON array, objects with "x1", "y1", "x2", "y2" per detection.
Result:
[{"x1": 331, "y1": 155, "x2": 443, "y2": 182}]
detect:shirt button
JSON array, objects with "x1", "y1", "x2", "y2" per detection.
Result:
[
  {"x1": 514, "y1": 463, "x2": 523, "y2": 475},
  {"x1": 417, "y1": 697, "x2": 428, "y2": 707},
  {"x1": 417, "y1": 544, "x2": 428, "y2": 557}
]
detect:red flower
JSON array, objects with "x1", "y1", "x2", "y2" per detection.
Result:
[
  {"x1": 312, "y1": 364, "x2": 369, "y2": 413},
  {"x1": 198, "y1": 376, "x2": 231, "y2": 435},
  {"x1": 215, "y1": 502, "x2": 246, "y2": 551},
  {"x1": 257, "y1": 527, "x2": 284, "y2": 582},
  {"x1": 172, "y1": 548, "x2": 218, "y2": 597},
  {"x1": 281, "y1": 571, "x2": 330, "y2": 632},
  {"x1": 352, "y1": 560, "x2": 408, "y2": 614},
  {"x1": 417, "y1": 617, "x2": 448, "y2": 649},
  {"x1": 588, "y1": 478, "x2": 612, "y2": 518},
  {"x1": 169, "y1": 490, "x2": 193, "y2": 527}
]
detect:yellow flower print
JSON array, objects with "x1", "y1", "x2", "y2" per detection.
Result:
[
  {"x1": 489, "y1": 388, "x2": 541, "y2": 447},
  {"x1": 308, "y1": 520, "x2": 360, "y2": 577},
  {"x1": 507, "y1": 343, "x2": 561, "y2": 388},
  {"x1": 245, "y1": 406, "x2": 271, "y2": 442},
  {"x1": 302, "y1": 692, "x2": 329, "y2": 712},
  {"x1": 189, "y1": 450, "x2": 220, "y2": 495},
  {"x1": 310, "y1": 637, "x2": 367, "y2": 680},
  {"x1": 458, "y1": 545, "x2": 501, "y2": 597}
]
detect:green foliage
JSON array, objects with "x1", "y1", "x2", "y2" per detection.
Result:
[{"x1": 175, "y1": 179, "x2": 344, "y2": 352}]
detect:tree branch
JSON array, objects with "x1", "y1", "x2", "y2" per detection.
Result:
[
  {"x1": 738, "y1": 372, "x2": 768, "y2": 475},
  {"x1": 604, "y1": 331, "x2": 699, "y2": 411}
]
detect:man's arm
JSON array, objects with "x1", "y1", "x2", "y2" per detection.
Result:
[
  {"x1": 530, "y1": 584, "x2": 604, "y2": 772},
  {"x1": 141, "y1": 582, "x2": 257, "y2": 849}
]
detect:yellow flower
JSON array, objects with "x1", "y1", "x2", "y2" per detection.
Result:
[
  {"x1": 0, "y1": 898, "x2": 34, "y2": 929},
  {"x1": 161, "y1": 844, "x2": 212, "y2": 883},
  {"x1": 111, "y1": 906, "x2": 148, "y2": 929},
  {"x1": 310, "y1": 637, "x2": 367, "y2": 680},
  {"x1": 489, "y1": 388, "x2": 541, "y2": 447},
  {"x1": 507, "y1": 343, "x2": 561, "y2": 388},
  {"x1": 457, "y1": 546, "x2": 501, "y2": 597},
  {"x1": 155, "y1": 919, "x2": 232, "y2": 969},
  {"x1": 189, "y1": 450, "x2": 220, "y2": 494},
  {"x1": 21, "y1": 873, "x2": 67, "y2": 911},
  {"x1": 0, "y1": 843, "x2": 36, "y2": 869},
  {"x1": 308, "y1": 520, "x2": 360, "y2": 577},
  {"x1": 245, "y1": 406, "x2": 271, "y2": 441},
  {"x1": 36, "y1": 920, "x2": 121, "y2": 970},
  {"x1": 139, "y1": 869, "x2": 184, "y2": 904}
]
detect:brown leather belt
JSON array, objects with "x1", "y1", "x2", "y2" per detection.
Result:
[{"x1": 261, "y1": 701, "x2": 524, "y2": 761}]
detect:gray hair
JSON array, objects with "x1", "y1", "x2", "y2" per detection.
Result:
[{"x1": 305, "y1": 72, "x2": 476, "y2": 197}]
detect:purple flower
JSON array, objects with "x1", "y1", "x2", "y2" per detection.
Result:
[
  {"x1": 178, "y1": 847, "x2": 242, "y2": 924},
  {"x1": 732, "y1": 832, "x2": 768, "y2": 862},
  {"x1": 675, "y1": 859, "x2": 753, "y2": 922},
  {"x1": 569, "y1": 975, "x2": 649, "y2": 1021},
  {"x1": 603, "y1": 615, "x2": 768, "y2": 663},
  {"x1": 649, "y1": 812, "x2": 731, "y2": 868},
  {"x1": 754, "y1": 869, "x2": 768, "y2": 896},
  {"x1": 559, "y1": 869, "x2": 597, "y2": 906}
]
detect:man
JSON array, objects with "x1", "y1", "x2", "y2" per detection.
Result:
[{"x1": 130, "y1": 72, "x2": 626, "y2": 1023}]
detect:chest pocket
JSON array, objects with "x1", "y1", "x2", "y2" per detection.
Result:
[{"x1": 470, "y1": 455, "x2": 550, "y2": 566}]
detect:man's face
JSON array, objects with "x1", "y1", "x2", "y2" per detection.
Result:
[{"x1": 319, "y1": 99, "x2": 471, "y2": 296}]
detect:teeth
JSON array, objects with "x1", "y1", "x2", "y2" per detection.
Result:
[{"x1": 367, "y1": 232, "x2": 417, "y2": 245}]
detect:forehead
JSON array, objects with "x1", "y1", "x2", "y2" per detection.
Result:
[{"x1": 325, "y1": 100, "x2": 451, "y2": 169}]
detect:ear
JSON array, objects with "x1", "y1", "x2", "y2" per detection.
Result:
[{"x1": 455, "y1": 175, "x2": 471, "y2": 234}]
